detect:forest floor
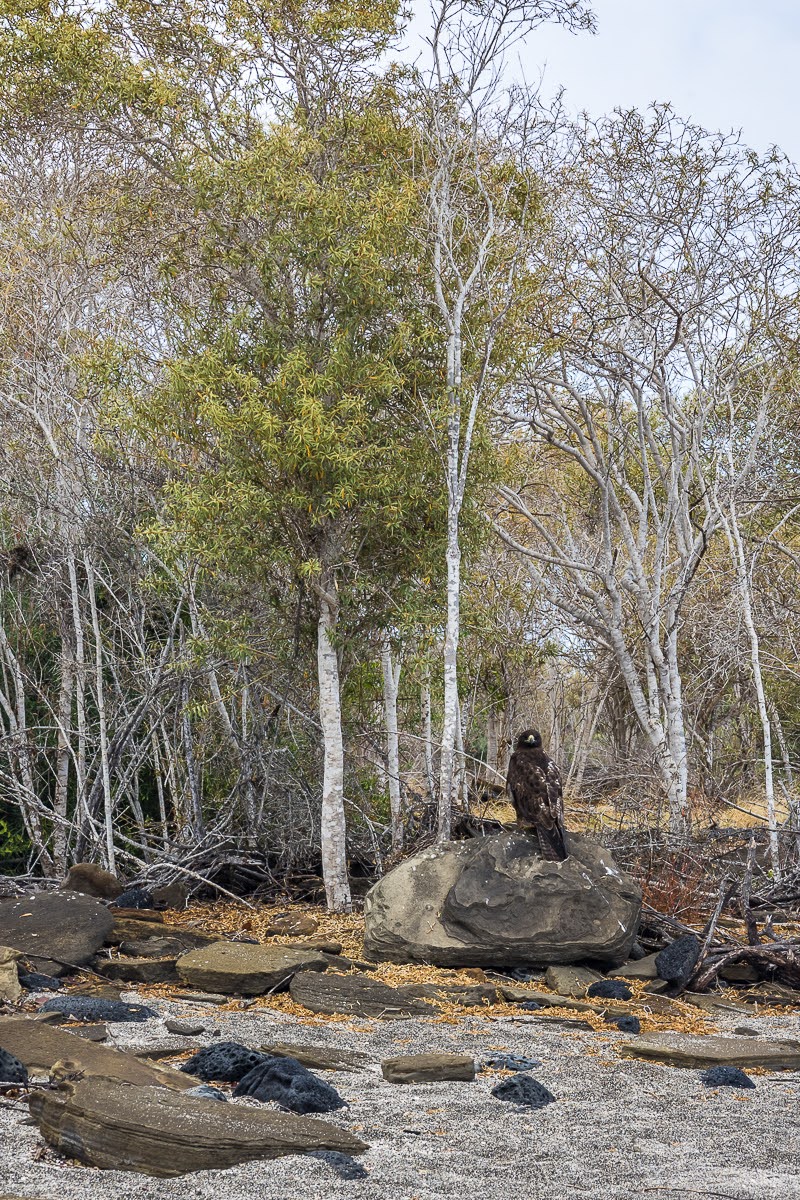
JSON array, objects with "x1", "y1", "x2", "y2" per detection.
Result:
[{"x1": 1, "y1": 901, "x2": 798, "y2": 1200}]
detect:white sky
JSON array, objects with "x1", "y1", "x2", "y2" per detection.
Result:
[{"x1": 404, "y1": 1, "x2": 800, "y2": 162}]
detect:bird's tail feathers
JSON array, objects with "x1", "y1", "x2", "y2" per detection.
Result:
[{"x1": 536, "y1": 824, "x2": 568, "y2": 862}]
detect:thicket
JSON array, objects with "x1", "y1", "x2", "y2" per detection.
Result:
[{"x1": 1, "y1": 1, "x2": 799, "y2": 905}]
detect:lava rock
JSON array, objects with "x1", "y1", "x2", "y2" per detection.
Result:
[
  {"x1": 111, "y1": 887, "x2": 154, "y2": 910},
  {"x1": 483, "y1": 1054, "x2": 541, "y2": 1072},
  {"x1": 0, "y1": 1046, "x2": 28, "y2": 1084},
  {"x1": 18, "y1": 970, "x2": 63, "y2": 992},
  {"x1": 306, "y1": 1149, "x2": 369, "y2": 1179},
  {"x1": 180, "y1": 1041, "x2": 269, "y2": 1083},
  {"x1": 613, "y1": 1015, "x2": 641, "y2": 1034},
  {"x1": 701, "y1": 1066, "x2": 756, "y2": 1089},
  {"x1": 233, "y1": 1055, "x2": 345, "y2": 1115},
  {"x1": 505, "y1": 966, "x2": 543, "y2": 983},
  {"x1": 41, "y1": 996, "x2": 156, "y2": 1023},
  {"x1": 586, "y1": 980, "x2": 633, "y2": 1001},
  {"x1": 656, "y1": 934, "x2": 701, "y2": 986},
  {"x1": 185, "y1": 1084, "x2": 229, "y2": 1102},
  {"x1": 491, "y1": 1074, "x2": 555, "y2": 1109}
]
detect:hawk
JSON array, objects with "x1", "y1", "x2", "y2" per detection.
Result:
[{"x1": 506, "y1": 728, "x2": 568, "y2": 861}]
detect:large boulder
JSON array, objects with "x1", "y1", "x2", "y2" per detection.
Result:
[
  {"x1": 363, "y1": 832, "x2": 641, "y2": 968},
  {"x1": 0, "y1": 892, "x2": 114, "y2": 976}
]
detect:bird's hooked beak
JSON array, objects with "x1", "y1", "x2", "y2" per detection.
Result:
[{"x1": 526, "y1": 734, "x2": 537, "y2": 744}]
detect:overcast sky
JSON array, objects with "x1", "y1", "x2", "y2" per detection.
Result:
[{"x1": 404, "y1": 1, "x2": 800, "y2": 162}]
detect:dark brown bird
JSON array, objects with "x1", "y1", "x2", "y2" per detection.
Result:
[{"x1": 506, "y1": 728, "x2": 568, "y2": 861}]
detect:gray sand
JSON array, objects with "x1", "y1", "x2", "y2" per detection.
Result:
[{"x1": 1, "y1": 994, "x2": 798, "y2": 1200}]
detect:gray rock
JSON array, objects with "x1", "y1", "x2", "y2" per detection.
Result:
[
  {"x1": 290, "y1": 970, "x2": 435, "y2": 1019},
  {"x1": 619, "y1": 1032, "x2": 800, "y2": 1069},
  {"x1": 176, "y1": 942, "x2": 329, "y2": 995},
  {"x1": 0, "y1": 1017, "x2": 195, "y2": 1089},
  {"x1": 259, "y1": 1042, "x2": 372, "y2": 1071},
  {"x1": 615, "y1": 953, "x2": 660, "y2": 980},
  {"x1": 118, "y1": 938, "x2": 186, "y2": 958},
  {"x1": 95, "y1": 955, "x2": 179, "y2": 984},
  {"x1": 381, "y1": 1053, "x2": 475, "y2": 1083},
  {"x1": 28, "y1": 1076, "x2": 368, "y2": 1176},
  {"x1": 165, "y1": 1018, "x2": 206, "y2": 1036},
  {"x1": 0, "y1": 892, "x2": 114, "y2": 976},
  {"x1": 544, "y1": 965, "x2": 603, "y2": 996},
  {"x1": 363, "y1": 832, "x2": 640, "y2": 968},
  {"x1": 0, "y1": 947, "x2": 22, "y2": 1004}
]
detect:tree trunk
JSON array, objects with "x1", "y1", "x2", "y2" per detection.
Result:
[
  {"x1": 181, "y1": 676, "x2": 205, "y2": 839},
  {"x1": 53, "y1": 603, "x2": 74, "y2": 872},
  {"x1": 67, "y1": 553, "x2": 88, "y2": 844},
  {"x1": 317, "y1": 584, "x2": 351, "y2": 911},
  {"x1": 381, "y1": 640, "x2": 403, "y2": 854},
  {"x1": 84, "y1": 554, "x2": 115, "y2": 873},
  {"x1": 438, "y1": 498, "x2": 461, "y2": 841},
  {"x1": 422, "y1": 669, "x2": 435, "y2": 802},
  {"x1": 724, "y1": 505, "x2": 780, "y2": 879}
]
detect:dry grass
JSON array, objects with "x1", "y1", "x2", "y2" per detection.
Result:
[{"x1": 155, "y1": 901, "x2": 719, "y2": 1037}]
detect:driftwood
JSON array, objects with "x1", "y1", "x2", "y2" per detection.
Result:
[{"x1": 690, "y1": 942, "x2": 800, "y2": 992}]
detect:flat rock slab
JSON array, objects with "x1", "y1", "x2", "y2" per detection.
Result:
[
  {"x1": 0, "y1": 1018, "x2": 194, "y2": 1089},
  {"x1": 398, "y1": 982, "x2": 499, "y2": 1008},
  {"x1": 95, "y1": 955, "x2": 179, "y2": 984},
  {"x1": 106, "y1": 919, "x2": 214, "y2": 950},
  {"x1": 381, "y1": 1053, "x2": 475, "y2": 1083},
  {"x1": 108, "y1": 907, "x2": 163, "y2": 922},
  {"x1": 290, "y1": 970, "x2": 435, "y2": 1019},
  {"x1": 499, "y1": 987, "x2": 629, "y2": 1017},
  {"x1": 544, "y1": 965, "x2": 603, "y2": 996},
  {"x1": 260, "y1": 1042, "x2": 373, "y2": 1071},
  {"x1": 619, "y1": 1032, "x2": 800, "y2": 1069},
  {"x1": 615, "y1": 953, "x2": 660, "y2": 980},
  {"x1": 0, "y1": 893, "x2": 113, "y2": 976},
  {"x1": 28, "y1": 1076, "x2": 367, "y2": 1176},
  {"x1": 176, "y1": 942, "x2": 330, "y2": 995}
]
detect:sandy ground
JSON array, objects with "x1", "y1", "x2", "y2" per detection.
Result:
[{"x1": 1, "y1": 993, "x2": 798, "y2": 1200}]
